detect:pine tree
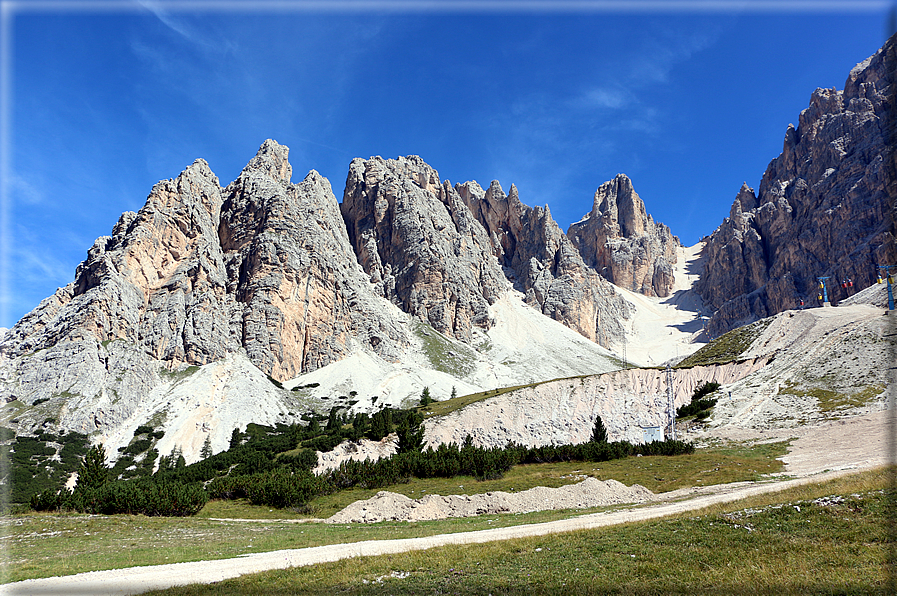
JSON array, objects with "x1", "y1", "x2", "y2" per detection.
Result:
[
  {"x1": 165, "y1": 446, "x2": 186, "y2": 469},
  {"x1": 396, "y1": 411, "x2": 425, "y2": 454},
  {"x1": 200, "y1": 435, "x2": 212, "y2": 459},
  {"x1": 450, "y1": 386, "x2": 457, "y2": 400},
  {"x1": 76, "y1": 445, "x2": 108, "y2": 490},
  {"x1": 326, "y1": 407, "x2": 341, "y2": 434},
  {"x1": 591, "y1": 416, "x2": 608, "y2": 444},
  {"x1": 351, "y1": 413, "x2": 369, "y2": 441},
  {"x1": 367, "y1": 408, "x2": 393, "y2": 441},
  {"x1": 229, "y1": 427, "x2": 243, "y2": 449},
  {"x1": 419, "y1": 386, "x2": 432, "y2": 407}
]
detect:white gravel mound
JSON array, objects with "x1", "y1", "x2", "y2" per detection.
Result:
[{"x1": 325, "y1": 477, "x2": 655, "y2": 524}]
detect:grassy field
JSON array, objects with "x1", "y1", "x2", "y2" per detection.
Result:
[
  {"x1": 142, "y1": 467, "x2": 891, "y2": 595},
  {"x1": 675, "y1": 318, "x2": 773, "y2": 368},
  {"x1": 418, "y1": 381, "x2": 547, "y2": 418},
  {"x1": 3, "y1": 441, "x2": 789, "y2": 583}
]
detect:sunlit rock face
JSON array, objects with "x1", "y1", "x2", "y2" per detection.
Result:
[
  {"x1": 217, "y1": 142, "x2": 409, "y2": 380},
  {"x1": 1, "y1": 140, "x2": 411, "y2": 386},
  {"x1": 566, "y1": 174, "x2": 679, "y2": 299},
  {"x1": 340, "y1": 155, "x2": 511, "y2": 343},
  {"x1": 695, "y1": 35, "x2": 897, "y2": 335}
]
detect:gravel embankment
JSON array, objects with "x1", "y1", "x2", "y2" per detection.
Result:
[{"x1": 326, "y1": 477, "x2": 655, "y2": 523}]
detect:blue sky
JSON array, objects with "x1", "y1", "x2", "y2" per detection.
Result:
[{"x1": 1, "y1": 0, "x2": 893, "y2": 329}]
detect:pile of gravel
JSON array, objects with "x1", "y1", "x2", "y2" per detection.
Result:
[{"x1": 326, "y1": 477, "x2": 655, "y2": 524}]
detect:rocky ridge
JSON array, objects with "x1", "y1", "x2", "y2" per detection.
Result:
[
  {"x1": 458, "y1": 179, "x2": 632, "y2": 345},
  {"x1": 0, "y1": 142, "x2": 637, "y2": 459},
  {"x1": 1, "y1": 141, "x2": 411, "y2": 382},
  {"x1": 340, "y1": 156, "x2": 510, "y2": 344},
  {"x1": 696, "y1": 34, "x2": 896, "y2": 335},
  {"x1": 567, "y1": 174, "x2": 679, "y2": 298}
]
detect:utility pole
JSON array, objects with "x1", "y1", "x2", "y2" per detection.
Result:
[
  {"x1": 878, "y1": 265, "x2": 895, "y2": 312},
  {"x1": 666, "y1": 365, "x2": 675, "y2": 441},
  {"x1": 817, "y1": 276, "x2": 831, "y2": 307}
]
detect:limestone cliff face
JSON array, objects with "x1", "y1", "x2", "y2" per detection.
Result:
[
  {"x1": 457, "y1": 180, "x2": 631, "y2": 346},
  {"x1": 696, "y1": 35, "x2": 897, "y2": 334},
  {"x1": 2, "y1": 157, "x2": 236, "y2": 364},
  {"x1": 340, "y1": 156, "x2": 510, "y2": 343},
  {"x1": 218, "y1": 142, "x2": 408, "y2": 379},
  {"x1": 0, "y1": 140, "x2": 410, "y2": 383},
  {"x1": 566, "y1": 174, "x2": 679, "y2": 297}
]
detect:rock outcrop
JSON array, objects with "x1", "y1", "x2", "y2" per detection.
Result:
[
  {"x1": 695, "y1": 34, "x2": 897, "y2": 335},
  {"x1": 340, "y1": 156, "x2": 511, "y2": 343},
  {"x1": 458, "y1": 180, "x2": 631, "y2": 346},
  {"x1": 567, "y1": 174, "x2": 680, "y2": 297}
]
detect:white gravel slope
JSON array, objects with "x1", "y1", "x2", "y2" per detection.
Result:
[
  {"x1": 613, "y1": 242, "x2": 709, "y2": 367},
  {"x1": 284, "y1": 290, "x2": 621, "y2": 412}
]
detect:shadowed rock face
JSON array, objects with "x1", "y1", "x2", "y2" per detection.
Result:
[
  {"x1": 696, "y1": 35, "x2": 897, "y2": 335},
  {"x1": 566, "y1": 174, "x2": 680, "y2": 298},
  {"x1": 457, "y1": 180, "x2": 631, "y2": 347},
  {"x1": 1, "y1": 140, "x2": 410, "y2": 382}
]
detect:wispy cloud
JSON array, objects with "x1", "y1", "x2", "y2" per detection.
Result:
[
  {"x1": 631, "y1": 28, "x2": 719, "y2": 84},
  {"x1": 9, "y1": 174, "x2": 43, "y2": 205},
  {"x1": 573, "y1": 86, "x2": 631, "y2": 110},
  {"x1": 137, "y1": 0, "x2": 193, "y2": 40},
  {"x1": 135, "y1": 0, "x2": 239, "y2": 54},
  {"x1": 6, "y1": 223, "x2": 79, "y2": 325}
]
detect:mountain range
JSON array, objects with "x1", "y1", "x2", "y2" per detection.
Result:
[{"x1": 0, "y1": 33, "x2": 893, "y2": 466}]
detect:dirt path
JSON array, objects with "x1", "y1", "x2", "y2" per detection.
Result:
[{"x1": 6, "y1": 411, "x2": 892, "y2": 596}]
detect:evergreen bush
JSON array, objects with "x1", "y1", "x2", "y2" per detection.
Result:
[
  {"x1": 396, "y1": 411, "x2": 425, "y2": 454},
  {"x1": 76, "y1": 445, "x2": 108, "y2": 490},
  {"x1": 591, "y1": 416, "x2": 608, "y2": 443}
]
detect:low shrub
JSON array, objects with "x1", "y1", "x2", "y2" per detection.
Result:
[
  {"x1": 31, "y1": 478, "x2": 207, "y2": 516},
  {"x1": 123, "y1": 438, "x2": 153, "y2": 455},
  {"x1": 207, "y1": 469, "x2": 325, "y2": 508}
]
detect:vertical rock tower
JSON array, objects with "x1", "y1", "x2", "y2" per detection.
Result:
[{"x1": 567, "y1": 174, "x2": 680, "y2": 297}]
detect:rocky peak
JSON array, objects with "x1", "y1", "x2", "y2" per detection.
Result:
[
  {"x1": 567, "y1": 174, "x2": 679, "y2": 297},
  {"x1": 243, "y1": 138, "x2": 293, "y2": 183},
  {"x1": 730, "y1": 183, "x2": 758, "y2": 218},
  {"x1": 590, "y1": 174, "x2": 648, "y2": 237},
  {"x1": 696, "y1": 33, "x2": 896, "y2": 335},
  {"x1": 341, "y1": 156, "x2": 509, "y2": 342}
]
